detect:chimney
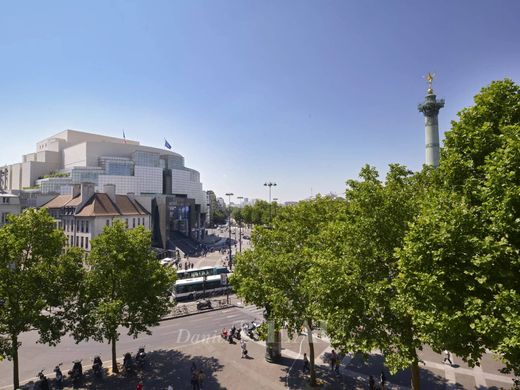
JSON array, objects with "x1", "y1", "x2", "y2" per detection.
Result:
[
  {"x1": 104, "y1": 184, "x2": 116, "y2": 203},
  {"x1": 127, "y1": 192, "x2": 135, "y2": 201},
  {"x1": 80, "y1": 182, "x2": 95, "y2": 204},
  {"x1": 72, "y1": 184, "x2": 81, "y2": 198}
]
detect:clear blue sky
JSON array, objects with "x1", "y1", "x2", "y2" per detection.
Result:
[{"x1": 1, "y1": 1, "x2": 519, "y2": 202}]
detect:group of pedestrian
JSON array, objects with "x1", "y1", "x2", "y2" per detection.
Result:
[
  {"x1": 183, "y1": 262, "x2": 194, "y2": 270},
  {"x1": 190, "y1": 362, "x2": 205, "y2": 390}
]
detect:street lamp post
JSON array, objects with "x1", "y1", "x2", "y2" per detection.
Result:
[
  {"x1": 237, "y1": 196, "x2": 243, "y2": 253},
  {"x1": 264, "y1": 182, "x2": 277, "y2": 225},
  {"x1": 225, "y1": 192, "x2": 234, "y2": 270}
]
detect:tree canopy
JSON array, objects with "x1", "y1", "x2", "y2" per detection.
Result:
[
  {"x1": 398, "y1": 79, "x2": 520, "y2": 376},
  {"x1": 309, "y1": 164, "x2": 428, "y2": 389},
  {"x1": 0, "y1": 209, "x2": 84, "y2": 389},
  {"x1": 231, "y1": 195, "x2": 345, "y2": 385},
  {"x1": 72, "y1": 221, "x2": 176, "y2": 372}
]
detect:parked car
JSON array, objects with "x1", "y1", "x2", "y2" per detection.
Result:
[{"x1": 196, "y1": 300, "x2": 213, "y2": 310}]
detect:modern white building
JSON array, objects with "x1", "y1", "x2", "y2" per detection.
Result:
[{"x1": 3, "y1": 129, "x2": 208, "y2": 247}]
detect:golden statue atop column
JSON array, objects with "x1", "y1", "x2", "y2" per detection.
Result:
[{"x1": 425, "y1": 72, "x2": 435, "y2": 94}]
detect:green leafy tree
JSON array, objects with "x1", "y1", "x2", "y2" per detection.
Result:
[
  {"x1": 311, "y1": 164, "x2": 428, "y2": 389},
  {"x1": 241, "y1": 205, "x2": 253, "y2": 225},
  {"x1": 72, "y1": 221, "x2": 176, "y2": 373},
  {"x1": 398, "y1": 79, "x2": 520, "y2": 377},
  {"x1": 231, "y1": 196, "x2": 345, "y2": 386},
  {"x1": 231, "y1": 207, "x2": 243, "y2": 223},
  {"x1": 0, "y1": 209, "x2": 84, "y2": 389},
  {"x1": 212, "y1": 209, "x2": 227, "y2": 226}
]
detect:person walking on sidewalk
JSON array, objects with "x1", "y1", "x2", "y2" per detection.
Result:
[
  {"x1": 330, "y1": 350, "x2": 337, "y2": 372},
  {"x1": 369, "y1": 375, "x2": 375, "y2": 390},
  {"x1": 334, "y1": 355, "x2": 340, "y2": 376},
  {"x1": 197, "y1": 368, "x2": 205, "y2": 389},
  {"x1": 240, "y1": 339, "x2": 248, "y2": 358},
  {"x1": 443, "y1": 350, "x2": 453, "y2": 365},
  {"x1": 302, "y1": 353, "x2": 310, "y2": 374},
  {"x1": 380, "y1": 370, "x2": 386, "y2": 390}
]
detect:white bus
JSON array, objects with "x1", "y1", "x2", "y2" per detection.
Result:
[
  {"x1": 173, "y1": 274, "x2": 232, "y2": 302},
  {"x1": 176, "y1": 266, "x2": 229, "y2": 280}
]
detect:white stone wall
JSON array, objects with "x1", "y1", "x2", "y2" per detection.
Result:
[{"x1": 63, "y1": 143, "x2": 88, "y2": 168}]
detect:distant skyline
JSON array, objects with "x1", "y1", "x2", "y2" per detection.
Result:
[{"x1": 1, "y1": 1, "x2": 519, "y2": 202}]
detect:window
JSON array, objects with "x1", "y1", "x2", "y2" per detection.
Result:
[
  {"x1": 106, "y1": 219, "x2": 110, "y2": 226},
  {"x1": 76, "y1": 220, "x2": 79, "y2": 231},
  {"x1": 80, "y1": 237, "x2": 84, "y2": 248},
  {"x1": 80, "y1": 220, "x2": 84, "y2": 233},
  {"x1": 85, "y1": 221, "x2": 89, "y2": 233},
  {"x1": 75, "y1": 236, "x2": 79, "y2": 246},
  {"x1": 125, "y1": 219, "x2": 128, "y2": 228},
  {"x1": 85, "y1": 237, "x2": 89, "y2": 250},
  {"x1": 133, "y1": 218, "x2": 135, "y2": 228}
]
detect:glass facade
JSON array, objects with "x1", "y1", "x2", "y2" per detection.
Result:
[
  {"x1": 71, "y1": 167, "x2": 104, "y2": 184},
  {"x1": 163, "y1": 155, "x2": 185, "y2": 169},
  {"x1": 132, "y1": 151, "x2": 160, "y2": 167},
  {"x1": 99, "y1": 157, "x2": 134, "y2": 176},
  {"x1": 37, "y1": 177, "x2": 73, "y2": 193}
]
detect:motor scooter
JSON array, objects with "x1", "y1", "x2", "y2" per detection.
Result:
[
  {"x1": 54, "y1": 363, "x2": 63, "y2": 390},
  {"x1": 68, "y1": 359, "x2": 83, "y2": 388},
  {"x1": 123, "y1": 352, "x2": 134, "y2": 375},
  {"x1": 136, "y1": 346, "x2": 146, "y2": 368},
  {"x1": 92, "y1": 355, "x2": 103, "y2": 379},
  {"x1": 35, "y1": 369, "x2": 50, "y2": 390}
]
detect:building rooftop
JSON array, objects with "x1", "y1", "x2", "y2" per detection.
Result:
[{"x1": 43, "y1": 192, "x2": 149, "y2": 217}]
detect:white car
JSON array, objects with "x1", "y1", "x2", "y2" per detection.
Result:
[{"x1": 160, "y1": 258, "x2": 175, "y2": 266}]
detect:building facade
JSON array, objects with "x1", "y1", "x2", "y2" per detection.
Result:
[
  {"x1": 0, "y1": 193, "x2": 21, "y2": 227},
  {"x1": 3, "y1": 129, "x2": 207, "y2": 245},
  {"x1": 43, "y1": 183, "x2": 150, "y2": 252}
]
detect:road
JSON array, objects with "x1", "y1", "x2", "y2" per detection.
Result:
[
  {"x1": 1, "y1": 302, "x2": 517, "y2": 389},
  {"x1": 0, "y1": 305, "x2": 261, "y2": 389}
]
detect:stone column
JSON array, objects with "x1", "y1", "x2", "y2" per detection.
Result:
[{"x1": 418, "y1": 93, "x2": 444, "y2": 167}]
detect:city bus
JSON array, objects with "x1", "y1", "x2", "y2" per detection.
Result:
[
  {"x1": 176, "y1": 266, "x2": 229, "y2": 280},
  {"x1": 173, "y1": 274, "x2": 232, "y2": 302}
]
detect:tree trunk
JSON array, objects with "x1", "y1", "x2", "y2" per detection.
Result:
[
  {"x1": 111, "y1": 336, "x2": 118, "y2": 373},
  {"x1": 411, "y1": 356, "x2": 421, "y2": 390},
  {"x1": 12, "y1": 334, "x2": 19, "y2": 390},
  {"x1": 306, "y1": 318, "x2": 317, "y2": 387}
]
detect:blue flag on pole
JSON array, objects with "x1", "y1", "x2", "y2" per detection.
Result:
[{"x1": 164, "y1": 139, "x2": 172, "y2": 149}]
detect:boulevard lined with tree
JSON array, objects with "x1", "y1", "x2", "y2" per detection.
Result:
[
  {"x1": 0, "y1": 215, "x2": 176, "y2": 388},
  {"x1": 0, "y1": 79, "x2": 518, "y2": 390},
  {"x1": 231, "y1": 79, "x2": 520, "y2": 389}
]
